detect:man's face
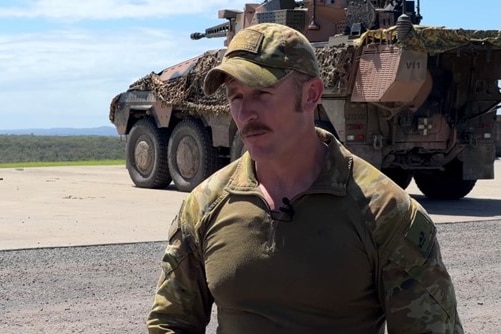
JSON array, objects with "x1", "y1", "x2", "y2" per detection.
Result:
[{"x1": 225, "y1": 73, "x2": 311, "y2": 162}]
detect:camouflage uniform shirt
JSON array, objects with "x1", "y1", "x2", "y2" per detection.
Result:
[{"x1": 147, "y1": 129, "x2": 463, "y2": 334}]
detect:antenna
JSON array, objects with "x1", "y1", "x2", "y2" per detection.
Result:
[{"x1": 308, "y1": 0, "x2": 320, "y2": 30}]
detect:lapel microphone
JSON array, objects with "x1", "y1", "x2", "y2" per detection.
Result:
[{"x1": 278, "y1": 197, "x2": 295, "y2": 219}]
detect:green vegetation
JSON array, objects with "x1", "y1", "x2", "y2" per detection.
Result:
[{"x1": 0, "y1": 135, "x2": 126, "y2": 167}]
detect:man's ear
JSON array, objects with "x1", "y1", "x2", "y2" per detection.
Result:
[{"x1": 303, "y1": 78, "x2": 324, "y2": 112}]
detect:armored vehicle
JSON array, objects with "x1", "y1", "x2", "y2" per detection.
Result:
[{"x1": 109, "y1": 0, "x2": 501, "y2": 199}]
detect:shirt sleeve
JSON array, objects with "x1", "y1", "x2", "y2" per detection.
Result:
[
  {"x1": 381, "y1": 200, "x2": 464, "y2": 334},
  {"x1": 147, "y1": 201, "x2": 214, "y2": 334}
]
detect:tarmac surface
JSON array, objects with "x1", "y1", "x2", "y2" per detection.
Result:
[
  {"x1": 1, "y1": 160, "x2": 500, "y2": 333},
  {"x1": 1, "y1": 161, "x2": 501, "y2": 250}
]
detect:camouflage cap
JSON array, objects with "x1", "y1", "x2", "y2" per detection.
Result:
[{"x1": 203, "y1": 23, "x2": 320, "y2": 95}]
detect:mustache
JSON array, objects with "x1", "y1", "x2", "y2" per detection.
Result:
[{"x1": 239, "y1": 123, "x2": 272, "y2": 137}]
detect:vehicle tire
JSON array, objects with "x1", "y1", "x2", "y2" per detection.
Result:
[
  {"x1": 230, "y1": 132, "x2": 247, "y2": 162},
  {"x1": 382, "y1": 167, "x2": 413, "y2": 190},
  {"x1": 414, "y1": 159, "x2": 477, "y2": 200},
  {"x1": 126, "y1": 118, "x2": 171, "y2": 189},
  {"x1": 168, "y1": 118, "x2": 219, "y2": 192}
]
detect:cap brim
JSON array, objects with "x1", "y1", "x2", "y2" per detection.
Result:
[{"x1": 203, "y1": 57, "x2": 289, "y2": 96}]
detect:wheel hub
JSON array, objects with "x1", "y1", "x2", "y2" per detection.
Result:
[
  {"x1": 134, "y1": 140, "x2": 153, "y2": 174},
  {"x1": 176, "y1": 136, "x2": 200, "y2": 179}
]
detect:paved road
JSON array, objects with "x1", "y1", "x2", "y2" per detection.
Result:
[
  {"x1": 0, "y1": 165, "x2": 186, "y2": 250},
  {"x1": 1, "y1": 160, "x2": 500, "y2": 250},
  {"x1": 0, "y1": 160, "x2": 500, "y2": 333}
]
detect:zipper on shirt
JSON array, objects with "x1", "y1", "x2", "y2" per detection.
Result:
[
  {"x1": 265, "y1": 213, "x2": 277, "y2": 253},
  {"x1": 263, "y1": 199, "x2": 292, "y2": 253},
  {"x1": 257, "y1": 194, "x2": 301, "y2": 253}
]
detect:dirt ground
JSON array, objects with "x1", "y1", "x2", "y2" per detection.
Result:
[{"x1": 0, "y1": 164, "x2": 500, "y2": 333}]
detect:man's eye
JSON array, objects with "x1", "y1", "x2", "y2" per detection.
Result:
[{"x1": 257, "y1": 90, "x2": 272, "y2": 97}]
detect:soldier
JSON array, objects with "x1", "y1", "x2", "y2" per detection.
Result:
[{"x1": 147, "y1": 23, "x2": 463, "y2": 334}]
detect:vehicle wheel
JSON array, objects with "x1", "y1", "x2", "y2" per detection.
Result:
[
  {"x1": 230, "y1": 132, "x2": 247, "y2": 162},
  {"x1": 126, "y1": 118, "x2": 171, "y2": 189},
  {"x1": 414, "y1": 159, "x2": 477, "y2": 200},
  {"x1": 168, "y1": 118, "x2": 219, "y2": 192},
  {"x1": 382, "y1": 167, "x2": 413, "y2": 190}
]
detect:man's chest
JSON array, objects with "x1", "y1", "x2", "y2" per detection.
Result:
[{"x1": 202, "y1": 196, "x2": 379, "y2": 314}]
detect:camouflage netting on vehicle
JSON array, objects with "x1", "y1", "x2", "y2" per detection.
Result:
[
  {"x1": 300, "y1": 26, "x2": 500, "y2": 96},
  {"x1": 109, "y1": 52, "x2": 229, "y2": 122},
  {"x1": 109, "y1": 94, "x2": 120, "y2": 122},
  {"x1": 315, "y1": 46, "x2": 356, "y2": 95},
  {"x1": 359, "y1": 26, "x2": 501, "y2": 53},
  {"x1": 109, "y1": 26, "x2": 501, "y2": 122}
]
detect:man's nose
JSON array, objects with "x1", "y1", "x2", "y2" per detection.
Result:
[{"x1": 235, "y1": 97, "x2": 258, "y2": 124}]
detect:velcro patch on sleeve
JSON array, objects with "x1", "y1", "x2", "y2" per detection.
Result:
[{"x1": 405, "y1": 211, "x2": 436, "y2": 257}]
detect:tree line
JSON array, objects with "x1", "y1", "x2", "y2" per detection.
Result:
[{"x1": 0, "y1": 135, "x2": 126, "y2": 163}]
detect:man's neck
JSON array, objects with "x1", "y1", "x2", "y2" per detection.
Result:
[{"x1": 256, "y1": 135, "x2": 327, "y2": 209}]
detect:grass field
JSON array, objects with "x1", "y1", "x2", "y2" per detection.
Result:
[{"x1": 0, "y1": 135, "x2": 126, "y2": 166}]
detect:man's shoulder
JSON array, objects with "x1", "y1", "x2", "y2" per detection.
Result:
[
  {"x1": 346, "y1": 154, "x2": 438, "y2": 259},
  {"x1": 347, "y1": 154, "x2": 414, "y2": 233},
  {"x1": 184, "y1": 159, "x2": 242, "y2": 217},
  {"x1": 349, "y1": 154, "x2": 409, "y2": 200}
]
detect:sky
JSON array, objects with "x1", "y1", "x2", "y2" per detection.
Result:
[{"x1": 0, "y1": 0, "x2": 500, "y2": 130}]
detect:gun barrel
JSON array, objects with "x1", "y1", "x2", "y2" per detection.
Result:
[
  {"x1": 191, "y1": 22, "x2": 230, "y2": 40},
  {"x1": 205, "y1": 31, "x2": 228, "y2": 39},
  {"x1": 190, "y1": 32, "x2": 205, "y2": 40}
]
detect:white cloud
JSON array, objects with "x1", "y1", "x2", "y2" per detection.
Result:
[
  {"x1": 0, "y1": 28, "x2": 180, "y2": 87},
  {"x1": 0, "y1": 22, "x2": 225, "y2": 129},
  {"x1": 0, "y1": 0, "x2": 238, "y2": 21}
]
